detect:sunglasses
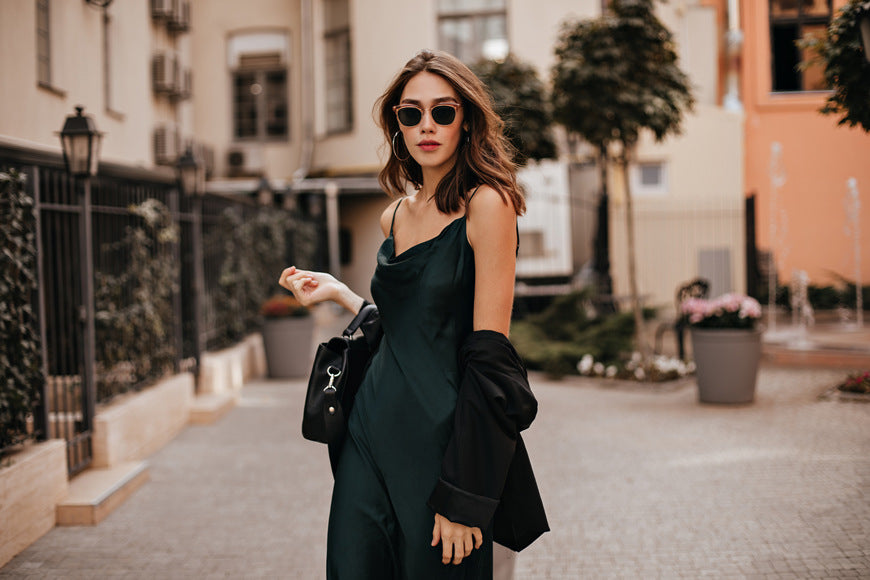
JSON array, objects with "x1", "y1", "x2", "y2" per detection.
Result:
[{"x1": 393, "y1": 103, "x2": 461, "y2": 127}]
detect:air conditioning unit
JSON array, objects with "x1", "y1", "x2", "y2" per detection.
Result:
[
  {"x1": 151, "y1": 0, "x2": 173, "y2": 19},
  {"x1": 152, "y1": 53, "x2": 179, "y2": 94},
  {"x1": 226, "y1": 146, "x2": 264, "y2": 177},
  {"x1": 154, "y1": 126, "x2": 179, "y2": 166},
  {"x1": 173, "y1": 68, "x2": 192, "y2": 100},
  {"x1": 168, "y1": 0, "x2": 190, "y2": 32}
]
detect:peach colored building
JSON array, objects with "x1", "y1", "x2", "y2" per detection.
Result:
[{"x1": 742, "y1": 0, "x2": 870, "y2": 290}]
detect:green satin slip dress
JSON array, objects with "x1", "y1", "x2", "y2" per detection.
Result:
[{"x1": 326, "y1": 197, "x2": 493, "y2": 580}]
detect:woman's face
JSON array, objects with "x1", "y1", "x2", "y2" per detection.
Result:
[{"x1": 396, "y1": 71, "x2": 465, "y2": 175}]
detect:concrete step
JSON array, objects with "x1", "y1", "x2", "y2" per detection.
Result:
[
  {"x1": 189, "y1": 392, "x2": 237, "y2": 425},
  {"x1": 56, "y1": 461, "x2": 149, "y2": 526}
]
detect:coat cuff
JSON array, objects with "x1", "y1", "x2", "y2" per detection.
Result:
[{"x1": 428, "y1": 478, "x2": 499, "y2": 530}]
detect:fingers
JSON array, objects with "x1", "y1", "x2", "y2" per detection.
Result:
[
  {"x1": 441, "y1": 537, "x2": 453, "y2": 565},
  {"x1": 431, "y1": 518, "x2": 440, "y2": 547},
  {"x1": 463, "y1": 534, "x2": 473, "y2": 558},
  {"x1": 472, "y1": 527, "x2": 483, "y2": 550}
]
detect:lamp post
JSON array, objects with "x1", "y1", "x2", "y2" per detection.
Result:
[
  {"x1": 177, "y1": 146, "x2": 206, "y2": 377},
  {"x1": 58, "y1": 106, "x2": 102, "y2": 455}
]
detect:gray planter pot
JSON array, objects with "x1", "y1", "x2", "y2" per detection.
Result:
[
  {"x1": 690, "y1": 327, "x2": 762, "y2": 404},
  {"x1": 262, "y1": 316, "x2": 315, "y2": 378}
]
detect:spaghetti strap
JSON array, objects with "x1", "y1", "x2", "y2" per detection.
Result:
[
  {"x1": 467, "y1": 185, "x2": 482, "y2": 203},
  {"x1": 389, "y1": 199, "x2": 403, "y2": 236}
]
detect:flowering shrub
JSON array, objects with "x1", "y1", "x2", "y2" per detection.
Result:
[
  {"x1": 260, "y1": 294, "x2": 309, "y2": 318},
  {"x1": 680, "y1": 293, "x2": 762, "y2": 330},
  {"x1": 839, "y1": 371, "x2": 870, "y2": 395},
  {"x1": 577, "y1": 352, "x2": 694, "y2": 382}
]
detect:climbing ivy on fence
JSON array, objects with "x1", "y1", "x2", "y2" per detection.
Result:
[
  {"x1": 0, "y1": 170, "x2": 44, "y2": 454},
  {"x1": 94, "y1": 199, "x2": 179, "y2": 401}
]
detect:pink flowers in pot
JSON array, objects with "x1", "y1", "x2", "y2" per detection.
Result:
[{"x1": 680, "y1": 293, "x2": 762, "y2": 330}]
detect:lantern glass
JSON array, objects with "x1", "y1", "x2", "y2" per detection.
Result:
[
  {"x1": 58, "y1": 106, "x2": 102, "y2": 177},
  {"x1": 177, "y1": 148, "x2": 204, "y2": 196}
]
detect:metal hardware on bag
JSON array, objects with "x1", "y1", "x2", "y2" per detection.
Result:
[
  {"x1": 328, "y1": 406, "x2": 336, "y2": 415},
  {"x1": 324, "y1": 366, "x2": 341, "y2": 392}
]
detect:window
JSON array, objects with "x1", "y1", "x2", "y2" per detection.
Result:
[
  {"x1": 630, "y1": 161, "x2": 668, "y2": 197},
  {"x1": 229, "y1": 32, "x2": 290, "y2": 141},
  {"x1": 437, "y1": 0, "x2": 508, "y2": 64},
  {"x1": 36, "y1": 0, "x2": 50, "y2": 85},
  {"x1": 324, "y1": 0, "x2": 352, "y2": 134},
  {"x1": 233, "y1": 68, "x2": 288, "y2": 139},
  {"x1": 769, "y1": 0, "x2": 832, "y2": 92}
]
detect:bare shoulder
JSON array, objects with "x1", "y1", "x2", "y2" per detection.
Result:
[
  {"x1": 379, "y1": 198, "x2": 402, "y2": 238},
  {"x1": 466, "y1": 185, "x2": 516, "y2": 247}
]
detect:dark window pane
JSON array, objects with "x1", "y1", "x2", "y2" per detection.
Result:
[
  {"x1": 771, "y1": 24, "x2": 800, "y2": 92},
  {"x1": 265, "y1": 71, "x2": 287, "y2": 137},
  {"x1": 234, "y1": 72, "x2": 258, "y2": 138}
]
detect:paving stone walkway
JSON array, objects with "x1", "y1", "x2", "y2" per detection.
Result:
[{"x1": 2, "y1": 365, "x2": 868, "y2": 579}]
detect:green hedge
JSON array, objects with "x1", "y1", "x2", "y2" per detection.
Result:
[{"x1": 0, "y1": 170, "x2": 44, "y2": 453}]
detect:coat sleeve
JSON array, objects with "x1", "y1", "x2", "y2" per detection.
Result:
[{"x1": 427, "y1": 330, "x2": 538, "y2": 530}]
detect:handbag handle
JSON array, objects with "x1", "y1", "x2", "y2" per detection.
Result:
[{"x1": 343, "y1": 303, "x2": 378, "y2": 337}]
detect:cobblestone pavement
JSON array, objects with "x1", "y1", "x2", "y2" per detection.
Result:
[{"x1": 2, "y1": 365, "x2": 868, "y2": 579}]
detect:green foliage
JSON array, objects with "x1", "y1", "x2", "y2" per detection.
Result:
[
  {"x1": 551, "y1": 0, "x2": 695, "y2": 151},
  {"x1": 0, "y1": 170, "x2": 44, "y2": 452},
  {"x1": 94, "y1": 199, "x2": 178, "y2": 400},
  {"x1": 471, "y1": 55, "x2": 557, "y2": 164},
  {"x1": 799, "y1": 1, "x2": 870, "y2": 133},
  {"x1": 511, "y1": 291, "x2": 656, "y2": 378},
  {"x1": 209, "y1": 206, "x2": 312, "y2": 348}
]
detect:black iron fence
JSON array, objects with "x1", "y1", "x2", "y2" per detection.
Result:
[{"x1": 1, "y1": 149, "x2": 316, "y2": 475}]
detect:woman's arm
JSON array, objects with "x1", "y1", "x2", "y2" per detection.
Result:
[
  {"x1": 465, "y1": 185, "x2": 518, "y2": 335},
  {"x1": 430, "y1": 185, "x2": 517, "y2": 564}
]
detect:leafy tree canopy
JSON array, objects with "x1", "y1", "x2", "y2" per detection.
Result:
[
  {"x1": 472, "y1": 54, "x2": 557, "y2": 164},
  {"x1": 551, "y1": 0, "x2": 694, "y2": 153},
  {"x1": 801, "y1": 0, "x2": 870, "y2": 132}
]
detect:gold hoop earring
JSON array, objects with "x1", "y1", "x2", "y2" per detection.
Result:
[{"x1": 392, "y1": 131, "x2": 410, "y2": 162}]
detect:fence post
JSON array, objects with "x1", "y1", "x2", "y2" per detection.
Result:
[
  {"x1": 78, "y1": 176, "x2": 97, "y2": 455},
  {"x1": 190, "y1": 195, "x2": 206, "y2": 384},
  {"x1": 31, "y1": 166, "x2": 50, "y2": 441},
  {"x1": 169, "y1": 188, "x2": 183, "y2": 373}
]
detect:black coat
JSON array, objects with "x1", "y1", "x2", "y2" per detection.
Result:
[{"x1": 427, "y1": 330, "x2": 549, "y2": 552}]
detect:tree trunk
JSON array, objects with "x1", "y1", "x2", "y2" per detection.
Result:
[
  {"x1": 594, "y1": 144, "x2": 614, "y2": 313},
  {"x1": 620, "y1": 151, "x2": 650, "y2": 365}
]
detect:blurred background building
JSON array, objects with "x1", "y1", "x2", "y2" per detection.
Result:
[{"x1": 1, "y1": 0, "x2": 867, "y2": 308}]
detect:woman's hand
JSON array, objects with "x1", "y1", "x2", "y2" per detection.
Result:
[
  {"x1": 431, "y1": 513, "x2": 483, "y2": 565},
  {"x1": 279, "y1": 266, "x2": 365, "y2": 314},
  {"x1": 279, "y1": 266, "x2": 342, "y2": 307}
]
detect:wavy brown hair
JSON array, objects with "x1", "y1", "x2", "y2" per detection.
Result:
[{"x1": 375, "y1": 50, "x2": 525, "y2": 216}]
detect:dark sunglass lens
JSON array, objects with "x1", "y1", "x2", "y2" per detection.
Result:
[
  {"x1": 397, "y1": 107, "x2": 422, "y2": 126},
  {"x1": 432, "y1": 106, "x2": 456, "y2": 125}
]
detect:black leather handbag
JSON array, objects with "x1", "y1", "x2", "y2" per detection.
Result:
[{"x1": 302, "y1": 303, "x2": 380, "y2": 444}]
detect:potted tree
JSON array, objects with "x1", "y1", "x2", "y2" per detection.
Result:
[
  {"x1": 260, "y1": 293, "x2": 314, "y2": 378},
  {"x1": 681, "y1": 293, "x2": 763, "y2": 404}
]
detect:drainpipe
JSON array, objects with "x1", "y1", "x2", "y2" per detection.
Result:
[
  {"x1": 325, "y1": 180, "x2": 341, "y2": 277},
  {"x1": 294, "y1": 0, "x2": 315, "y2": 182},
  {"x1": 723, "y1": 0, "x2": 743, "y2": 112}
]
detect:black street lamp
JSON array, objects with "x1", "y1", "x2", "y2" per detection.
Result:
[
  {"x1": 176, "y1": 145, "x2": 207, "y2": 375},
  {"x1": 58, "y1": 106, "x2": 103, "y2": 177},
  {"x1": 176, "y1": 146, "x2": 204, "y2": 196},
  {"x1": 57, "y1": 105, "x2": 103, "y2": 447}
]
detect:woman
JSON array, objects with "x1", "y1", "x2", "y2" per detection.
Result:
[{"x1": 280, "y1": 50, "x2": 544, "y2": 579}]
